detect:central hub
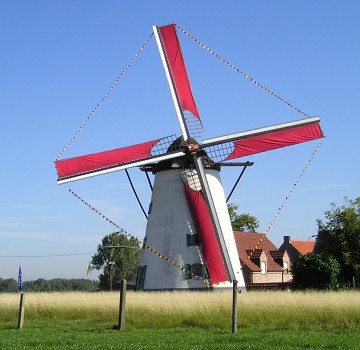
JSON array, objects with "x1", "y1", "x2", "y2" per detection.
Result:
[{"x1": 152, "y1": 136, "x2": 219, "y2": 173}]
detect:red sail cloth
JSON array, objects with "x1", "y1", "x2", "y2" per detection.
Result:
[
  {"x1": 183, "y1": 184, "x2": 228, "y2": 284},
  {"x1": 226, "y1": 122, "x2": 324, "y2": 160},
  {"x1": 158, "y1": 24, "x2": 200, "y2": 121},
  {"x1": 55, "y1": 139, "x2": 161, "y2": 180}
]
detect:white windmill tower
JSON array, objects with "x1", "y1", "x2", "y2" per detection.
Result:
[{"x1": 55, "y1": 24, "x2": 324, "y2": 291}]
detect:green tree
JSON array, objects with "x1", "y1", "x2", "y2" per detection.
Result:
[
  {"x1": 21, "y1": 278, "x2": 98, "y2": 292},
  {"x1": 291, "y1": 253, "x2": 340, "y2": 290},
  {"x1": 91, "y1": 232, "x2": 141, "y2": 291},
  {"x1": 228, "y1": 203, "x2": 259, "y2": 232},
  {"x1": 0, "y1": 278, "x2": 18, "y2": 292},
  {"x1": 316, "y1": 197, "x2": 360, "y2": 283}
]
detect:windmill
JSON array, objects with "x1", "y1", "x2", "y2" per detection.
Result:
[{"x1": 55, "y1": 24, "x2": 324, "y2": 291}]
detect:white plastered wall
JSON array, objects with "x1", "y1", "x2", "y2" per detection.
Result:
[{"x1": 140, "y1": 168, "x2": 245, "y2": 290}]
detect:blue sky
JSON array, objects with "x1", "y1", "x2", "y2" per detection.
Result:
[{"x1": 1, "y1": 1, "x2": 359, "y2": 281}]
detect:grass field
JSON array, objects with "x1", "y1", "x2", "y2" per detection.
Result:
[{"x1": 1, "y1": 290, "x2": 360, "y2": 349}]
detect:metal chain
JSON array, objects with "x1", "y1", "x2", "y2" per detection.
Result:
[
  {"x1": 55, "y1": 33, "x2": 154, "y2": 161},
  {"x1": 68, "y1": 189, "x2": 212, "y2": 287},
  {"x1": 241, "y1": 139, "x2": 324, "y2": 267},
  {"x1": 176, "y1": 24, "x2": 310, "y2": 118}
]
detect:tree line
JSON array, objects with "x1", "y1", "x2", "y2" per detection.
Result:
[
  {"x1": 0, "y1": 278, "x2": 98, "y2": 293},
  {"x1": 291, "y1": 197, "x2": 360, "y2": 290}
]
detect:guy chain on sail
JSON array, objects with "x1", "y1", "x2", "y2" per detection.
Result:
[{"x1": 55, "y1": 33, "x2": 153, "y2": 161}]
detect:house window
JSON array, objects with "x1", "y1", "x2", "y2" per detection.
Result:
[
  {"x1": 261, "y1": 261, "x2": 266, "y2": 275},
  {"x1": 283, "y1": 261, "x2": 289, "y2": 273},
  {"x1": 186, "y1": 234, "x2": 199, "y2": 246},
  {"x1": 136, "y1": 265, "x2": 147, "y2": 290}
]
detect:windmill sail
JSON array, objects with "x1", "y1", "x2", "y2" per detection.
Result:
[
  {"x1": 154, "y1": 24, "x2": 238, "y2": 283},
  {"x1": 154, "y1": 24, "x2": 202, "y2": 141},
  {"x1": 202, "y1": 117, "x2": 324, "y2": 162},
  {"x1": 183, "y1": 184, "x2": 228, "y2": 284},
  {"x1": 55, "y1": 135, "x2": 184, "y2": 184},
  {"x1": 156, "y1": 25, "x2": 200, "y2": 120}
]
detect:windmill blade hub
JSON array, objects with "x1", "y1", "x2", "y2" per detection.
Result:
[{"x1": 152, "y1": 136, "x2": 218, "y2": 174}]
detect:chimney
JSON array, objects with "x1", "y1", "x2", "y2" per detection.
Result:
[{"x1": 284, "y1": 236, "x2": 291, "y2": 245}]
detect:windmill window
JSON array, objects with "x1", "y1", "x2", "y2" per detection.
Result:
[
  {"x1": 136, "y1": 265, "x2": 147, "y2": 290},
  {"x1": 186, "y1": 234, "x2": 199, "y2": 246},
  {"x1": 191, "y1": 263, "x2": 204, "y2": 277},
  {"x1": 183, "y1": 264, "x2": 192, "y2": 280},
  {"x1": 142, "y1": 236, "x2": 147, "y2": 249},
  {"x1": 148, "y1": 202, "x2": 153, "y2": 215}
]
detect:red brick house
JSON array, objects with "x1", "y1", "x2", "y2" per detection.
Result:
[
  {"x1": 278, "y1": 235, "x2": 315, "y2": 264},
  {"x1": 234, "y1": 232, "x2": 292, "y2": 289}
]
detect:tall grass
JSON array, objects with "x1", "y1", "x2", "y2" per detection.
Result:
[{"x1": 1, "y1": 290, "x2": 360, "y2": 331}]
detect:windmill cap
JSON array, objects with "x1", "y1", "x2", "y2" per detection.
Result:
[
  {"x1": 152, "y1": 136, "x2": 219, "y2": 173},
  {"x1": 166, "y1": 136, "x2": 198, "y2": 153}
]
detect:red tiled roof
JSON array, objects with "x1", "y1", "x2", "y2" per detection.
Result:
[
  {"x1": 269, "y1": 250, "x2": 285, "y2": 260},
  {"x1": 291, "y1": 240, "x2": 315, "y2": 255},
  {"x1": 246, "y1": 249, "x2": 263, "y2": 259},
  {"x1": 234, "y1": 232, "x2": 284, "y2": 272}
]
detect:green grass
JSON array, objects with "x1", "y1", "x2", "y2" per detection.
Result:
[
  {"x1": 1, "y1": 321, "x2": 359, "y2": 350},
  {"x1": 1, "y1": 291, "x2": 360, "y2": 349}
]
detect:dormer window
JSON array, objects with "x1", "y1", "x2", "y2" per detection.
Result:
[{"x1": 261, "y1": 261, "x2": 267, "y2": 275}]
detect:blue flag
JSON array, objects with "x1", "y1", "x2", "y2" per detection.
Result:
[{"x1": 18, "y1": 265, "x2": 23, "y2": 292}]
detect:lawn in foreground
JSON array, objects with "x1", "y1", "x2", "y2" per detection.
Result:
[
  {"x1": 1, "y1": 291, "x2": 360, "y2": 349},
  {"x1": 1, "y1": 320, "x2": 359, "y2": 350}
]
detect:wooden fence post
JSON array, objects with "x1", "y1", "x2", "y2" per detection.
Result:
[
  {"x1": 118, "y1": 279, "x2": 126, "y2": 330},
  {"x1": 232, "y1": 280, "x2": 238, "y2": 334},
  {"x1": 17, "y1": 292, "x2": 25, "y2": 329}
]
